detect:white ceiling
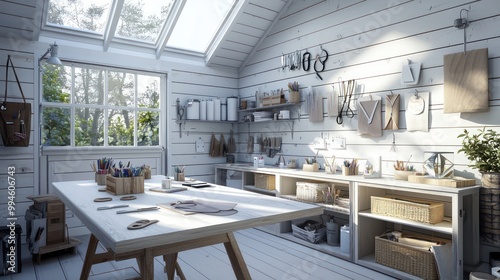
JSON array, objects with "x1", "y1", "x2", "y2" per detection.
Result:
[{"x1": 0, "y1": 0, "x2": 292, "y2": 71}]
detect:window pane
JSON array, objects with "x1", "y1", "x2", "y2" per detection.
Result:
[
  {"x1": 138, "y1": 111, "x2": 159, "y2": 146},
  {"x1": 137, "y1": 75, "x2": 160, "y2": 108},
  {"x1": 75, "y1": 107, "x2": 104, "y2": 146},
  {"x1": 42, "y1": 65, "x2": 70, "y2": 103},
  {"x1": 116, "y1": 0, "x2": 174, "y2": 42},
  {"x1": 108, "y1": 71, "x2": 135, "y2": 107},
  {"x1": 42, "y1": 107, "x2": 71, "y2": 146},
  {"x1": 47, "y1": 0, "x2": 112, "y2": 33},
  {"x1": 108, "y1": 109, "x2": 134, "y2": 146},
  {"x1": 167, "y1": 0, "x2": 235, "y2": 52},
  {"x1": 74, "y1": 67, "x2": 105, "y2": 105}
]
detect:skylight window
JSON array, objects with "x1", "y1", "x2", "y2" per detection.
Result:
[
  {"x1": 44, "y1": 0, "x2": 237, "y2": 55},
  {"x1": 115, "y1": 0, "x2": 174, "y2": 42},
  {"x1": 47, "y1": 0, "x2": 112, "y2": 34},
  {"x1": 167, "y1": 0, "x2": 236, "y2": 53}
]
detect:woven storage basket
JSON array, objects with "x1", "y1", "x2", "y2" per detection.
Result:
[
  {"x1": 371, "y1": 196, "x2": 444, "y2": 224},
  {"x1": 291, "y1": 218, "x2": 326, "y2": 244},
  {"x1": 375, "y1": 233, "x2": 450, "y2": 280},
  {"x1": 296, "y1": 182, "x2": 330, "y2": 203},
  {"x1": 254, "y1": 173, "x2": 276, "y2": 190}
]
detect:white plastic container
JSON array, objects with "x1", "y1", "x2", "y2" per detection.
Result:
[
  {"x1": 227, "y1": 96, "x2": 238, "y2": 121},
  {"x1": 186, "y1": 99, "x2": 200, "y2": 120},
  {"x1": 206, "y1": 99, "x2": 214, "y2": 120},
  {"x1": 214, "y1": 98, "x2": 221, "y2": 121},
  {"x1": 221, "y1": 98, "x2": 227, "y2": 121},
  {"x1": 340, "y1": 225, "x2": 350, "y2": 253},
  {"x1": 200, "y1": 99, "x2": 207, "y2": 120}
]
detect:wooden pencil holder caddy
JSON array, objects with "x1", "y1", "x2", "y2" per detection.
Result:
[{"x1": 106, "y1": 176, "x2": 144, "y2": 195}]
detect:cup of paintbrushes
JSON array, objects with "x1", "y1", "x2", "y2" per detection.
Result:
[{"x1": 174, "y1": 172, "x2": 185, "y2": 181}]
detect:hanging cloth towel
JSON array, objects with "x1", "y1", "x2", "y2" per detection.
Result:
[
  {"x1": 327, "y1": 89, "x2": 336, "y2": 117},
  {"x1": 383, "y1": 93, "x2": 400, "y2": 130},
  {"x1": 309, "y1": 90, "x2": 324, "y2": 122},
  {"x1": 227, "y1": 130, "x2": 236, "y2": 154},
  {"x1": 406, "y1": 92, "x2": 429, "y2": 132},
  {"x1": 209, "y1": 133, "x2": 220, "y2": 157},
  {"x1": 357, "y1": 95, "x2": 382, "y2": 137},
  {"x1": 219, "y1": 133, "x2": 227, "y2": 157}
]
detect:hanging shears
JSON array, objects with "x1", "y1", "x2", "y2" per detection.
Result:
[
  {"x1": 336, "y1": 79, "x2": 355, "y2": 124},
  {"x1": 314, "y1": 45, "x2": 328, "y2": 80}
]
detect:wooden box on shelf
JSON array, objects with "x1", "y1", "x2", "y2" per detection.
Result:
[
  {"x1": 371, "y1": 195, "x2": 444, "y2": 224},
  {"x1": 262, "y1": 95, "x2": 285, "y2": 106},
  {"x1": 106, "y1": 176, "x2": 145, "y2": 195},
  {"x1": 302, "y1": 163, "x2": 319, "y2": 172}
]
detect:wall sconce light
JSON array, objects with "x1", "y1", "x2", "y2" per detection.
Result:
[
  {"x1": 39, "y1": 42, "x2": 62, "y2": 65},
  {"x1": 454, "y1": 9, "x2": 469, "y2": 54}
]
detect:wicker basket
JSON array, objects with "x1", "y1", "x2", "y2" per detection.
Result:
[
  {"x1": 375, "y1": 233, "x2": 450, "y2": 280},
  {"x1": 254, "y1": 173, "x2": 276, "y2": 190},
  {"x1": 291, "y1": 218, "x2": 326, "y2": 244},
  {"x1": 371, "y1": 196, "x2": 444, "y2": 224},
  {"x1": 296, "y1": 182, "x2": 330, "y2": 203}
]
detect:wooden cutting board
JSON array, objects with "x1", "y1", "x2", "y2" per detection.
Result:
[
  {"x1": 408, "y1": 175, "x2": 477, "y2": 188},
  {"x1": 443, "y1": 48, "x2": 489, "y2": 113}
]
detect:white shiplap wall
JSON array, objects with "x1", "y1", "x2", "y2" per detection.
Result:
[{"x1": 237, "y1": 0, "x2": 500, "y2": 262}]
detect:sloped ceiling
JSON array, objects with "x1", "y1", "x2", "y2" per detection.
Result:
[{"x1": 0, "y1": 0, "x2": 292, "y2": 71}]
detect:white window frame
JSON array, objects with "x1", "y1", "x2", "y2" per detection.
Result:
[{"x1": 40, "y1": 61, "x2": 166, "y2": 149}]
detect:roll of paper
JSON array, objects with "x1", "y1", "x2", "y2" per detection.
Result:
[
  {"x1": 227, "y1": 97, "x2": 238, "y2": 121},
  {"x1": 214, "y1": 98, "x2": 221, "y2": 121},
  {"x1": 200, "y1": 100, "x2": 207, "y2": 120},
  {"x1": 206, "y1": 99, "x2": 214, "y2": 120}
]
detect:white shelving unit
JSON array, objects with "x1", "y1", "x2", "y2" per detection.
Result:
[{"x1": 214, "y1": 164, "x2": 480, "y2": 279}]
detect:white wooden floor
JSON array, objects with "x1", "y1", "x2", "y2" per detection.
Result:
[{"x1": 0, "y1": 228, "x2": 395, "y2": 280}]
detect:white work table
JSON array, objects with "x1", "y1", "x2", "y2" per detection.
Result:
[{"x1": 52, "y1": 175, "x2": 322, "y2": 280}]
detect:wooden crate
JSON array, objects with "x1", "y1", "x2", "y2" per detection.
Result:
[
  {"x1": 371, "y1": 196, "x2": 444, "y2": 224},
  {"x1": 262, "y1": 95, "x2": 285, "y2": 106},
  {"x1": 106, "y1": 176, "x2": 145, "y2": 195}
]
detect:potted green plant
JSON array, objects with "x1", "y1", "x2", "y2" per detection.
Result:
[
  {"x1": 458, "y1": 127, "x2": 500, "y2": 245},
  {"x1": 458, "y1": 128, "x2": 500, "y2": 174}
]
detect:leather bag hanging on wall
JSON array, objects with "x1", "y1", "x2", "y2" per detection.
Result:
[
  {"x1": 357, "y1": 95, "x2": 382, "y2": 137},
  {"x1": 0, "y1": 55, "x2": 31, "y2": 147},
  {"x1": 383, "y1": 93, "x2": 400, "y2": 130}
]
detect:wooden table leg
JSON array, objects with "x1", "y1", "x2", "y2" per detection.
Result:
[
  {"x1": 136, "y1": 248, "x2": 154, "y2": 280},
  {"x1": 80, "y1": 234, "x2": 99, "y2": 280},
  {"x1": 163, "y1": 253, "x2": 186, "y2": 280},
  {"x1": 223, "y1": 232, "x2": 252, "y2": 280}
]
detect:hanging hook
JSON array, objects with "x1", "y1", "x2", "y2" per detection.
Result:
[{"x1": 414, "y1": 89, "x2": 419, "y2": 99}]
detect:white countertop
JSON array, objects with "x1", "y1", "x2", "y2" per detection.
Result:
[
  {"x1": 52, "y1": 175, "x2": 323, "y2": 254},
  {"x1": 215, "y1": 164, "x2": 480, "y2": 195}
]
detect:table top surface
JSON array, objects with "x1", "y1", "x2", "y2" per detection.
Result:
[{"x1": 53, "y1": 176, "x2": 322, "y2": 253}]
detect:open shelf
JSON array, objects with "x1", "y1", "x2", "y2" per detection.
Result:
[
  {"x1": 280, "y1": 194, "x2": 350, "y2": 215},
  {"x1": 239, "y1": 103, "x2": 300, "y2": 113},
  {"x1": 358, "y1": 210, "x2": 452, "y2": 234},
  {"x1": 279, "y1": 232, "x2": 350, "y2": 261}
]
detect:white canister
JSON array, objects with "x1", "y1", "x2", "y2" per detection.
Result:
[
  {"x1": 227, "y1": 96, "x2": 238, "y2": 121},
  {"x1": 186, "y1": 99, "x2": 200, "y2": 120},
  {"x1": 340, "y1": 225, "x2": 350, "y2": 253},
  {"x1": 206, "y1": 99, "x2": 214, "y2": 120},
  {"x1": 200, "y1": 100, "x2": 207, "y2": 120},
  {"x1": 214, "y1": 98, "x2": 221, "y2": 121},
  {"x1": 221, "y1": 98, "x2": 227, "y2": 121},
  {"x1": 279, "y1": 110, "x2": 290, "y2": 120},
  {"x1": 253, "y1": 157, "x2": 259, "y2": 167},
  {"x1": 161, "y1": 178, "x2": 172, "y2": 189}
]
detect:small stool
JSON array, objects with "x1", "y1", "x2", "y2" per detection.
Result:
[{"x1": 469, "y1": 272, "x2": 497, "y2": 280}]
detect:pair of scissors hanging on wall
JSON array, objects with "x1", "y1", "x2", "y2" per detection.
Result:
[{"x1": 336, "y1": 78, "x2": 355, "y2": 124}]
